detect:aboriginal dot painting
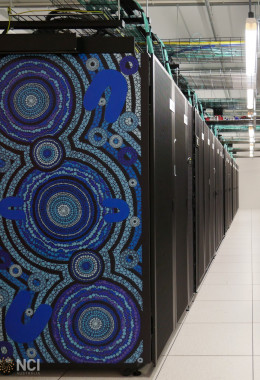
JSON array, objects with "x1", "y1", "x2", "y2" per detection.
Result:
[{"x1": 0, "y1": 53, "x2": 149, "y2": 366}]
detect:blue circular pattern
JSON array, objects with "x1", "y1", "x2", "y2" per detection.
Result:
[
  {"x1": 34, "y1": 179, "x2": 96, "y2": 242},
  {"x1": 120, "y1": 56, "x2": 139, "y2": 75},
  {"x1": 119, "y1": 112, "x2": 139, "y2": 132},
  {"x1": 26, "y1": 348, "x2": 37, "y2": 359},
  {"x1": 75, "y1": 303, "x2": 119, "y2": 345},
  {"x1": 69, "y1": 251, "x2": 104, "y2": 282},
  {"x1": 86, "y1": 58, "x2": 100, "y2": 71},
  {"x1": 109, "y1": 134, "x2": 123, "y2": 148},
  {"x1": 31, "y1": 137, "x2": 64, "y2": 171},
  {"x1": 118, "y1": 147, "x2": 138, "y2": 167},
  {"x1": 28, "y1": 273, "x2": 46, "y2": 292},
  {"x1": 120, "y1": 250, "x2": 139, "y2": 269},
  {"x1": 16, "y1": 163, "x2": 112, "y2": 261},
  {"x1": 51, "y1": 281, "x2": 141, "y2": 363},
  {"x1": 9, "y1": 264, "x2": 22, "y2": 278},
  {"x1": 129, "y1": 178, "x2": 137, "y2": 188},
  {"x1": 0, "y1": 56, "x2": 76, "y2": 142},
  {"x1": 88, "y1": 128, "x2": 107, "y2": 147},
  {"x1": 12, "y1": 81, "x2": 51, "y2": 121}
]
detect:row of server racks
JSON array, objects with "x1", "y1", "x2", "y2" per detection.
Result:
[{"x1": 0, "y1": 36, "x2": 239, "y2": 375}]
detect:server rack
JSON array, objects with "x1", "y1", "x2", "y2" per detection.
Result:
[
  {"x1": 209, "y1": 130, "x2": 216, "y2": 261},
  {"x1": 194, "y1": 110, "x2": 206, "y2": 289},
  {"x1": 174, "y1": 87, "x2": 194, "y2": 321},
  {"x1": 186, "y1": 100, "x2": 194, "y2": 305},
  {"x1": 203, "y1": 123, "x2": 211, "y2": 269},
  {"x1": 150, "y1": 56, "x2": 176, "y2": 362},
  {"x1": 215, "y1": 140, "x2": 225, "y2": 249},
  {"x1": 0, "y1": 37, "x2": 180, "y2": 372}
]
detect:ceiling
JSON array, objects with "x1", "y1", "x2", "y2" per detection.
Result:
[{"x1": 0, "y1": 0, "x2": 258, "y2": 158}]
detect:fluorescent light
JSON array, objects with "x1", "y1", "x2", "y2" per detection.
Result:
[
  {"x1": 247, "y1": 89, "x2": 255, "y2": 109},
  {"x1": 250, "y1": 151, "x2": 254, "y2": 157},
  {"x1": 249, "y1": 125, "x2": 255, "y2": 138},
  {"x1": 245, "y1": 17, "x2": 257, "y2": 76},
  {"x1": 250, "y1": 137, "x2": 255, "y2": 143}
]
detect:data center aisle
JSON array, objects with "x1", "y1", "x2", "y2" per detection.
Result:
[{"x1": 155, "y1": 209, "x2": 257, "y2": 380}]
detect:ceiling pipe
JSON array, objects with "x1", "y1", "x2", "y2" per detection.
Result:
[{"x1": 204, "y1": 0, "x2": 230, "y2": 98}]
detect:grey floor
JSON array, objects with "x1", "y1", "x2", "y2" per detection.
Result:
[{"x1": 8, "y1": 209, "x2": 260, "y2": 379}]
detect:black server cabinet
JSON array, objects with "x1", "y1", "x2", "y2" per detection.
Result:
[
  {"x1": 219, "y1": 145, "x2": 225, "y2": 241},
  {"x1": 0, "y1": 38, "x2": 153, "y2": 372},
  {"x1": 232, "y1": 161, "x2": 239, "y2": 217},
  {"x1": 194, "y1": 110, "x2": 205, "y2": 289},
  {"x1": 175, "y1": 87, "x2": 194, "y2": 321},
  {"x1": 224, "y1": 151, "x2": 232, "y2": 232},
  {"x1": 232, "y1": 161, "x2": 236, "y2": 218},
  {"x1": 209, "y1": 131, "x2": 216, "y2": 261},
  {"x1": 229, "y1": 158, "x2": 233, "y2": 225},
  {"x1": 151, "y1": 56, "x2": 176, "y2": 362},
  {"x1": 203, "y1": 124, "x2": 211, "y2": 268},
  {"x1": 186, "y1": 100, "x2": 194, "y2": 304},
  {"x1": 215, "y1": 140, "x2": 224, "y2": 249}
]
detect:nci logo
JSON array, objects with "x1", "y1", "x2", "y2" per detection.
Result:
[{"x1": 0, "y1": 358, "x2": 41, "y2": 376}]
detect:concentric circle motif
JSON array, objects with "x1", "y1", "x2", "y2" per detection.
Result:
[
  {"x1": 120, "y1": 56, "x2": 139, "y2": 75},
  {"x1": 51, "y1": 281, "x2": 141, "y2": 363},
  {"x1": 0, "y1": 289, "x2": 9, "y2": 308},
  {"x1": 25, "y1": 308, "x2": 34, "y2": 317},
  {"x1": 119, "y1": 112, "x2": 139, "y2": 132},
  {"x1": 0, "y1": 154, "x2": 11, "y2": 173},
  {"x1": 0, "y1": 56, "x2": 77, "y2": 142},
  {"x1": 31, "y1": 137, "x2": 65, "y2": 171},
  {"x1": 69, "y1": 251, "x2": 104, "y2": 283},
  {"x1": 25, "y1": 308, "x2": 34, "y2": 316},
  {"x1": 129, "y1": 178, "x2": 137, "y2": 188},
  {"x1": 130, "y1": 217, "x2": 140, "y2": 228},
  {"x1": 28, "y1": 273, "x2": 46, "y2": 292},
  {"x1": 109, "y1": 134, "x2": 123, "y2": 149},
  {"x1": 9, "y1": 264, "x2": 22, "y2": 278},
  {"x1": 88, "y1": 128, "x2": 107, "y2": 147},
  {"x1": 86, "y1": 58, "x2": 100, "y2": 71},
  {"x1": 118, "y1": 147, "x2": 138, "y2": 167},
  {"x1": 76, "y1": 304, "x2": 119, "y2": 345},
  {"x1": 120, "y1": 250, "x2": 139, "y2": 269},
  {"x1": 98, "y1": 97, "x2": 106, "y2": 106},
  {"x1": 16, "y1": 164, "x2": 112, "y2": 261},
  {"x1": 33, "y1": 179, "x2": 97, "y2": 242},
  {"x1": 26, "y1": 348, "x2": 37, "y2": 359}
]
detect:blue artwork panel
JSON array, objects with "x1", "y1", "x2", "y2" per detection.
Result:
[{"x1": 0, "y1": 53, "x2": 148, "y2": 366}]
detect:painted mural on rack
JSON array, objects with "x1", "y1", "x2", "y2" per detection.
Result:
[{"x1": 0, "y1": 53, "x2": 144, "y2": 364}]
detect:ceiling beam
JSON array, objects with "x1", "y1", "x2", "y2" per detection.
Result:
[
  {"x1": 0, "y1": 0, "x2": 257, "y2": 7},
  {"x1": 138, "y1": 0, "x2": 259, "y2": 6}
]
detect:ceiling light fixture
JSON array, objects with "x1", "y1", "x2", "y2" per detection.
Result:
[
  {"x1": 245, "y1": 16, "x2": 258, "y2": 76},
  {"x1": 245, "y1": 2, "x2": 257, "y2": 112},
  {"x1": 250, "y1": 151, "x2": 254, "y2": 157},
  {"x1": 247, "y1": 88, "x2": 255, "y2": 110},
  {"x1": 249, "y1": 125, "x2": 255, "y2": 138}
]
